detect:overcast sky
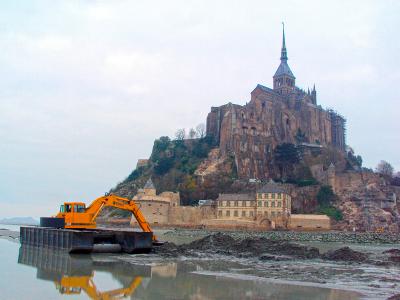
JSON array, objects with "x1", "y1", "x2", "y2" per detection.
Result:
[{"x1": 0, "y1": 1, "x2": 399, "y2": 218}]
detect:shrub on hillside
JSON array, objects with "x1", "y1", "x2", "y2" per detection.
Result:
[
  {"x1": 318, "y1": 206, "x2": 343, "y2": 221},
  {"x1": 317, "y1": 185, "x2": 337, "y2": 207},
  {"x1": 316, "y1": 185, "x2": 343, "y2": 221}
]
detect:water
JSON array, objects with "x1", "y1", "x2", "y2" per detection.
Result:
[
  {"x1": 0, "y1": 238, "x2": 366, "y2": 300},
  {"x1": 0, "y1": 224, "x2": 22, "y2": 232}
]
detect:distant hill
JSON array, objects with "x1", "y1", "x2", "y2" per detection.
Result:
[{"x1": 0, "y1": 217, "x2": 38, "y2": 226}]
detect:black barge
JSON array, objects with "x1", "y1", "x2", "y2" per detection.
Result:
[{"x1": 20, "y1": 226, "x2": 153, "y2": 253}]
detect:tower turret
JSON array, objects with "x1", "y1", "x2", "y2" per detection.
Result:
[
  {"x1": 311, "y1": 84, "x2": 317, "y2": 104},
  {"x1": 273, "y1": 23, "x2": 296, "y2": 94}
]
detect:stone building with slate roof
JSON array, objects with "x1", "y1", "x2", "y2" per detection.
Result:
[
  {"x1": 206, "y1": 25, "x2": 346, "y2": 180},
  {"x1": 256, "y1": 181, "x2": 291, "y2": 222},
  {"x1": 130, "y1": 178, "x2": 180, "y2": 225},
  {"x1": 215, "y1": 181, "x2": 330, "y2": 230},
  {"x1": 216, "y1": 181, "x2": 291, "y2": 227}
]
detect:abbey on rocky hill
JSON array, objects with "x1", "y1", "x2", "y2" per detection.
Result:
[{"x1": 206, "y1": 25, "x2": 346, "y2": 179}]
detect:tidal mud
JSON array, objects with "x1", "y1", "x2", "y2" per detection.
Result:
[{"x1": 155, "y1": 232, "x2": 400, "y2": 267}]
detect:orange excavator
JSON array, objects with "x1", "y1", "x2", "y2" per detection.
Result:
[
  {"x1": 56, "y1": 274, "x2": 143, "y2": 300},
  {"x1": 32, "y1": 194, "x2": 162, "y2": 251}
]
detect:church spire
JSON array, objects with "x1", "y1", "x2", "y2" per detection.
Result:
[
  {"x1": 280, "y1": 22, "x2": 288, "y2": 62},
  {"x1": 273, "y1": 23, "x2": 295, "y2": 94}
]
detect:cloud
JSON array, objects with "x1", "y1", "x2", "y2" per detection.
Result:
[
  {"x1": 321, "y1": 64, "x2": 377, "y2": 83},
  {"x1": 103, "y1": 51, "x2": 166, "y2": 79}
]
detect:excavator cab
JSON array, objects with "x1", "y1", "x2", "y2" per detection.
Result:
[
  {"x1": 60, "y1": 203, "x2": 86, "y2": 214},
  {"x1": 58, "y1": 202, "x2": 96, "y2": 229}
]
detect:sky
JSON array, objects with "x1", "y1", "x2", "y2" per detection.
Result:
[{"x1": 0, "y1": 0, "x2": 399, "y2": 218}]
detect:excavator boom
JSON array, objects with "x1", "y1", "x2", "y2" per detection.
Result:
[{"x1": 53, "y1": 194, "x2": 158, "y2": 241}]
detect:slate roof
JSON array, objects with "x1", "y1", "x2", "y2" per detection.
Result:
[
  {"x1": 144, "y1": 178, "x2": 155, "y2": 189},
  {"x1": 274, "y1": 61, "x2": 295, "y2": 78},
  {"x1": 257, "y1": 182, "x2": 286, "y2": 194},
  {"x1": 256, "y1": 84, "x2": 275, "y2": 94},
  {"x1": 217, "y1": 193, "x2": 255, "y2": 201}
]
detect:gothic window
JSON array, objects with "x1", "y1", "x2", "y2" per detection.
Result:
[
  {"x1": 278, "y1": 193, "x2": 282, "y2": 199},
  {"x1": 242, "y1": 211, "x2": 246, "y2": 217},
  {"x1": 226, "y1": 210, "x2": 230, "y2": 217},
  {"x1": 218, "y1": 210, "x2": 222, "y2": 217},
  {"x1": 234, "y1": 201, "x2": 238, "y2": 207},
  {"x1": 234, "y1": 210, "x2": 238, "y2": 217},
  {"x1": 258, "y1": 201, "x2": 262, "y2": 207}
]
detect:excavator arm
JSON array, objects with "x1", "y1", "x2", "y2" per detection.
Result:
[
  {"x1": 84, "y1": 194, "x2": 156, "y2": 241},
  {"x1": 57, "y1": 275, "x2": 143, "y2": 300},
  {"x1": 54, "y1": 194, "x2": 158, "y2": 242},
  {"x1": 85, "y1": 195, "x2": 153, "y2": 234}
]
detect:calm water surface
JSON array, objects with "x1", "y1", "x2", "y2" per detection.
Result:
[{"x1": 0, "y1": 238, "x2": 365, "y2": 300}]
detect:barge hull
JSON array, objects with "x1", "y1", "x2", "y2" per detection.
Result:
[{"x1": 20, "y1": 226, "x2": 153, "y2": 253}]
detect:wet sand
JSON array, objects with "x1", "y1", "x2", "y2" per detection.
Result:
[{"x1": 0, "y1": 228, "x2": 19, "y2": 242}]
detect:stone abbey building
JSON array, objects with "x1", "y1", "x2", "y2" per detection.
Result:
[{"x1": 206, "y1": 26, "x2": 346, "y2": 179}]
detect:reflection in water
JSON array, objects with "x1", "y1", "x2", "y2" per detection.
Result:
[
  {"x1": 18, "y1": 246, "x2": 152, "y2": 299},
  {"x1": 17, "y1": 245, "x2": 362, "y2": 300}
]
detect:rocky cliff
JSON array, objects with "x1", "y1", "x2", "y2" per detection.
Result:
[
  {"x1": 206, "y1": 85, "x2": 346, "y2": 180},
  {"x1": 111, "y1": 134, "x2": 399, "y2": 232}
]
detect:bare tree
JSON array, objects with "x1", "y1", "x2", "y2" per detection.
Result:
[
  {"x1": 376, "y1": 160, "x2": 394, "y2": 178},
  {"x1": 188, "y1": 128, "x2": 196, "y2": 139},
  {"x1": 174, "y1": 128, "x2": 186, "y2": 140},
  {"x1": 195, "y1": 123, "x2": 206, "y2": 138},
  {"x1": 392, "y1": 171, "x2": 400, "y2": 186}
]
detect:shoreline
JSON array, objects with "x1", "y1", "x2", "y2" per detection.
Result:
[
  {"x1": 3, "y1": 224, "x2": 400, "y2": 245},
  {"x1": 99, "y1": 222, "x2": 400, "y2": 244},
  {"x1": 0, "y1": 229, "x2": 19, "y2": 243}
]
